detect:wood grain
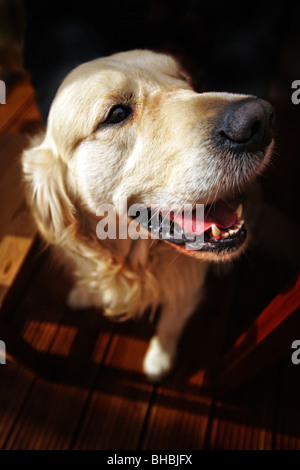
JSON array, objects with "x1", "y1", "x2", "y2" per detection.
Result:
[{"x1": 212, "y1": 274, "x2": 300, "y2": 394}]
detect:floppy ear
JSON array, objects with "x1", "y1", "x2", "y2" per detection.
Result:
[{"x1": 22, "y1": 139, "x2": 75, "y2": 243}]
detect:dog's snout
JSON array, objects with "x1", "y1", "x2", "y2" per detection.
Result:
[{"x1": 217, "y1": 98, "x2": 275, "y2": 152}]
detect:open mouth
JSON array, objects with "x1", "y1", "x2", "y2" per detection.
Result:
[{"x1": 132, "y1": 200, "x2": 247, "y2": 255}]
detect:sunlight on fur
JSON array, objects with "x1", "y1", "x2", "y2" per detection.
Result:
[{"x1": 22, "y1": 50, "x2": 274, "y2": 380}]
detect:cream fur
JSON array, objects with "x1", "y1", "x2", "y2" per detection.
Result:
[{"x1": 22, "y1": 50, "x2": 272, "y2": 380}]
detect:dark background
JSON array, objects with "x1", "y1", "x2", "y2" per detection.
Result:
[{"x1": 24, "y1": 0, "x2": 295, "y2": 121}]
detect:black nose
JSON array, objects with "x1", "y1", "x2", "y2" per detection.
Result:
[{"x1": 217, "y1": 97, "x2": 275, "y2": 152}]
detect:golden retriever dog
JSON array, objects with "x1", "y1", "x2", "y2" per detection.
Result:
[{"x1": 22, "y1": 50, "x2": 274, "y2": 380}]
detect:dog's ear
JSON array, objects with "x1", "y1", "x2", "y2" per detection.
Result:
[{"x1": 22, "y1": 138, "x2": 75, "y2": 243}]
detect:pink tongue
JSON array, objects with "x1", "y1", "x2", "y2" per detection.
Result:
[{"x1": 170, "y1": 200, "x2": 237, "y2": 235}]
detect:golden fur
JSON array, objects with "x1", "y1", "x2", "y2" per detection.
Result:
[{"x1": 22, "y1": 50, "x2": 272, "y2": 380}]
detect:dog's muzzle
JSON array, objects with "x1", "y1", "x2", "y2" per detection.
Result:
[{"x1": 131, "y1": 96, "x2": 274, "y2": 257}]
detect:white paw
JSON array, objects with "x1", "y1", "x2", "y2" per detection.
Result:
[
  {"x1": 66, "y1": 286, "x2": 97, "y2": 309},
  {"x1": 143, "y1": 336, "x2": 175, "y2": 382}
]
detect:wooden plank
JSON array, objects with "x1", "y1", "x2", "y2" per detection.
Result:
[
  {"x1": 0, "y1": 76, "x2": 41, "y2": 134},
  {"x1": 142, "y1": 387, "x2": 211, "y2": 450},
  {"x1": 3, "y1": 321, "x2": 114, "y2": 450},
  {"x1": 4, "y1": 99, "x2": 42, "y2": 135},
  {"x1": 0, "y1": 133, "x2": 37, "y2": 307},
  {"x1": 0, "y1": 133, "x2": 31, "y2": 240},
  {"x1": 4, "y1": 380, "x2": 88, "y2": 450},
  {"x1": 0, "y1": 235, "x2": 33, "y2": 288},
  {"x1": 0, "y1": 215, "x2": 36, "y2": 308},
  {"x1": 212, "y1": 273, "x2": 300, "y2": 394},
  {"x1": 73, "y1": 387, "x2": 152, "y2": 450},
  {"x1": 208, "y1": 366, "x2": 277, "y2": 450},
  {"x1": 0, "y1": 363, "x2": 34, "y2": 449},
  {"x1": 0, "y1": 133, "x2": 29, "y2": 183},
  {"x1": 73, "y1": 320, "x2": 154, "y2": 450},
  {"x1": 274, "y1": 356, "x2": 300, "y2": 450},
  {"x1": 0, "y1": 267, "x2": 60, "y2": 449},
  {"x1": 0, "y1": 244, "x2": 67, "y2": 448},
  {"x1": 3, "y1": 243, "x2": 115, "y2": 449},
  {"x1": 0, "y1": 123, "x2": 41, "y2": 448}
]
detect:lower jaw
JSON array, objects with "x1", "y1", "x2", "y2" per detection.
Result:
[{"x1": 147, "y1": 223, "x2": 248, "y2": 260}]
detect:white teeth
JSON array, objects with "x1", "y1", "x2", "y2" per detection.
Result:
[
  {"x1": 236, "y1": 204, "x2": 243, "y2": 219},
  {"x1": 210, "y1": 219, "x2": 244, "y2": 241},
  {"x1": 211, "y1": 224, "x2": 221, "y2": 237}
]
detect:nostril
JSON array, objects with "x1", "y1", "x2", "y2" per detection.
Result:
[
  {"x1": 219, "y1": 118, "x2": 261, "y2": 144},
  {"x1": 250, "y1": 120, "x2": 261, "y2": 139}
]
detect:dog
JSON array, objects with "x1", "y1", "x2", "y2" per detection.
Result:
[{"x1": 22, "y1": 50, "x2": 274, "y2": 381}]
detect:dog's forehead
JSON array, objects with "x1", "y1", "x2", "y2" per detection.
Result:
[
  {"x1": 47, "y1": 51, "x2": 184, "y2": 152},
  {"x1": 57, "y1": 50, "x2": 181, "y2": 98}
]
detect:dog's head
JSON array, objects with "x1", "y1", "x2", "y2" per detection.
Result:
[{"x1": 23, "y1": 50, "x2": 274, "y2": 260}]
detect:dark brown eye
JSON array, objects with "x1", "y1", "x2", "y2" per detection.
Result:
[
  {"x1": 179, "y1": 73, "x2": 189, "y2": 83},
  {"x1": 103, "y1": 105, "x2": 132, "y2": 125}
]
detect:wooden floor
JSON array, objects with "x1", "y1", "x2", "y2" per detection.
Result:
[{"x1": 0, "y1": 50, "x2": 299, "y2": 450}]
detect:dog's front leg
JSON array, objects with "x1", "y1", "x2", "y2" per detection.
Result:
[{"x1": 143, "y1": 296, "x2": 201, "y2": 381}]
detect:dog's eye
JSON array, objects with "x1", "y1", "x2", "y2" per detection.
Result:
[
  {"x1": 103, "y1": 105, "x2": 132, "y2": 126},
  {"x1": 179, "y1": 74, "x2": 189, "y2": 83}
]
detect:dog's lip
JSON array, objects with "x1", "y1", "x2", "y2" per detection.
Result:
[
  {"x1": 129, "y1": 199, "x2": 246, "y2": 254},
  {"x1": 178, "y1": 223, "x2": 247, "y2": 254}
]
